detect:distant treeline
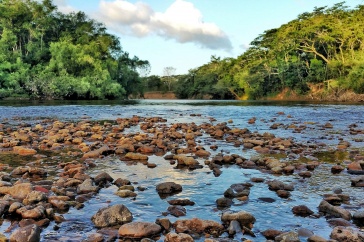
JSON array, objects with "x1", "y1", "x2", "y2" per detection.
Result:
[
  {"x1": 0, "y1": 0, "x2": 149, "y2": 100},
  {"x1": 168, "y1": 2, "x2": 364, "y2": 100}
]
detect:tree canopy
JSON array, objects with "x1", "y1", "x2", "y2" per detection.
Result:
[
  {"x1": 174, "y1": 2, "x2": 364, "y2": 100},
  {"x1": 0, "y1": 0, "x2": 149, "y2": 99}
]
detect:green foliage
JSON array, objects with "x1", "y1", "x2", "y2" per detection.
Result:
[
  {"x1": 0, "y1": 0, "x2": 148, "y2": 100},
  {"x1": 180, "y1": 2, "x2": 364, "y2": 100}
]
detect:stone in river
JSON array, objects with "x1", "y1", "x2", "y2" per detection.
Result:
[
  {"x1": 164, "y1": 232, "x2": 193, "y2": 242},
  {"x1": 156, "y1": 182, "x2": 182, "y2": 194},
  {"x1": 292, "y1": 205, "x2": 314, "y2": 217},
  {"x1": 118, "y1": 222, "x2": 161, "y2": 239},
  {"x1": 275, "y1": 231, "x2": 300, "y2": 242},
  {"x1": 330, "y1": 226, "x2": 364, "y2": 242},
  {"x1": 10, "y1": 224, "x2": 41, "y2": 242},
  {"x1": 91, "y1": 204, "x2": 133, "y2": 228}
]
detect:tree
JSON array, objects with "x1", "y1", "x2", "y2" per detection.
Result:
[{"x1": 163, "y1": 66, "x2": 176, "y2": 91}]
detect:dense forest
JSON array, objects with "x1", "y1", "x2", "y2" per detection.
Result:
[
  {"x1": 1, "y1": 1, "x2": 364, "y2": 100},
  {"x1": 0, "y1": 0, "x2": 149, "y2": 99},
  {"x1": 171, "y1": 2, "x2": 364, "y2": 100}
]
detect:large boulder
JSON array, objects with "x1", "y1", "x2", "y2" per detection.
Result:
[
  {"x1": 10, "y1": 224, "x2": 41, "y2": 242},
  {"x1": 118, "y1": 222, "x2": 161, "y2": 239},
  {"x1": 91, "y1": 204, "x2": 133, "y2": 228}
]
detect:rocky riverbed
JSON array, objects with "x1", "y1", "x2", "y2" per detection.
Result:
[{"x1": 0, "y1": 101, "x2": 364, "y2": 241}]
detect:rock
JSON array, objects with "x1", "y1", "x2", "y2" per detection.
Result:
[
  {"x1": 275, "y1": 231, "x2": 300, "y2": 242},
  {"x1": 17, "y1": 206, "x2": 45, "y2": 220},
  {"x1": 195, "y1": 149, "x2": 211, "y2": 157},
  {"x1": 125, "y1": 152, "x2": 149, "y2": 160},
  {"x1": 167, "y1": 199, "x2": 195, "y2": 206},
  {"x1": 330, "y1": 226, "x2": 364, "y2": 242},
  {"x1": 307, "y1": 235, "x2": 328, "y2": 242},
  {"x1": 156, "y1": 218, "x2": 172, "y2": 231},
  {"x1": 173, "y1": 155, "x2": 199, "y2": 166},
  {"x1": 276, "y1": 190, "x2": 291, "y2": 198},
  {"x1": 23, "y1": 191, "x2": 47, "y2": 205},
  {"x1": 13, "y1": 146, "x2": 37, "y2": 156},
  {"x1": 298, "y1": 171, "x2": 312, "y2": 178},
  {"x1": 165, "y1": 232, "x2": 193, "y2": 242},
  {"x1": 156, "y1": 182, "x2": 182, "y2": 194},
  {"x1": 351, "y1": 176, "x2": 364, "y2": 187},
  {"x1": 261, "y1": 229, "x2": 283, "y2": 240},
  {"x1": 174, "y1": 218, "x2": 224, "y2": 237},
  {"x1": 94, "y1": 172, "x2": 114, "y2": 186},
  {"x1": 318, "y1": 200, "x2": 352, "y2": 221},
  {"x1": 115, "y1": 190, "x2": 137, "y2": 198},
  {"x1": 327, "y1": 218, "x2": 353, "y2": 227},
  {"x1": 216, "y1": 197, "x2": 233, "y2": 208},
  {"x1": 227, "y1": 220, "x2": 241, "y2": 235},
  {"x1": 91, "y1": 204, "x2": 133, "y2": 228},
  {"x1": 292, "y1": 205, "x2": 314, "y2": 217},
  {"x1": 353, "y1": 210, "x2": 364, "y2": 226},
  {"x1": 8, "y1": 202, "x2": 22, "y2": 213},
  {"x1": 267, "y1": 180, "x2": 294, "y2": 191},
  {"x1": 250, "y1": 177, "x2": 265, "y2": 183},
  {"x1": 118, "y1": 222, "x2": 161, "y2": 239},
  {"x1": 0, "y1": 200, "x2": 9, "y2": 217},
  {"x1": 347, "y1": 162, "x2": 362, "y2": 171},
  {"x1": 77, "y1": 179, "x2": 99, "y2": 194},
  {"x1": 167, "y1": 205, "x2": 186, "y2": 217},
  {"x1": 114, "y1": 178, "x2": 131, "y2": 187},
  {"x1": 0, "y1": 233, "x2": 7, "y2": 242},
  {"x1": 331, "y1": 165, "x2": 344, "y2": 174},
  {"x1": 0, "y1": 183, "x2": 33, "y2": 200},
  {"x1": 221, "y1": 211, "x2": 256, "y2": 228},
  {"x1": 9, "y1": 224, "x2": 41, "y2": 242},
  {"x1": 297, "y1": 228, "x2": 314, "y2": 237},
  {"x1": 85, "y1": 233, "x2": 104, "y2": 242}
]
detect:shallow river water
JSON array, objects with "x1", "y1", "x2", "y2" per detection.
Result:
[{"x1": 0, "y1": 100, "x2": 364, "y2": 241}]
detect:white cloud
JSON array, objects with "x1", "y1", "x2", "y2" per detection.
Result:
[
  {"x1": 53, "y1": 0, "x2": 76, "y2": 14},
  {"x1": 97, "y1": 0, "x2": 233, "y2": 51}
]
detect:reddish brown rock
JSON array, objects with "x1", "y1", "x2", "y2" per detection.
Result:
[
  {"x1": 13, "y1": 146, "x2": 37, "y2": 156},
  {"x1": 174, "y1": 218, "x2": 224, "y2": 237},
  {"x1": 118, "y1": 222, "x2": 161, "y2": 239}
]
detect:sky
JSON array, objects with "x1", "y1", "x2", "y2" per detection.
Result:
[{"x1": 53, "y1": 0, "x2": 364, "y2": 76}]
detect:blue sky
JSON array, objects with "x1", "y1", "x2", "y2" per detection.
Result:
[{"x1": 54, "y1": 0, "x2": 364, "y2": 76}]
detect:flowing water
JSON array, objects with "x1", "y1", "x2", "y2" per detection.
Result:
[{"x1": 0, "y1": 100, "x2": 364, "y2": 241}]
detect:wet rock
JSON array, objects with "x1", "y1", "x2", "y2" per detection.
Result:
[
  {"x1": 258, "y1": 197, "x2": 275, "y2": 203},
  {"x1": 10, "y1": 224, "x2": 41, "y2": 242},
  {"x1": 292, "y1": 205, "x2": 314, "y2": 217},
  {"x1": 351, "y1": 176, "x2": 364, "y2": 187},
  {"x1": 318, "y1": 200, "x2": 352, "y2": 220},
  {"x1": 167, "y1": 199, "x2": 195, "y2": 206},
  {"x1": 94, "y1": 172, "x2": 114, "y2": 186},
  {"x1": 330, "y1": 226, "x2": 364, "y2": 241},
  {"x1": 84, "y1": 233, "x2": 104, "y2": 242},
  {"x1": 167, "y1": 205, "x2": 186, "y2": 217},
  {"x1": 156, "y1": 182, "x2": 182, "y2": 194},
  {"x1": 221, "y1": 211, "x2": 256, "y2": 228},
  {"x1": 347, "y1": 162, "x2": 362, "y2": 171},
  {"x1": 195, "y1": 149, "x2": 211, "y2": 157},
  {"x1": 8, "y1": 201, "x2": 22, "y2": 213},
  {"x1": 297, "y1": 228, "x2": 314, "y2": 237},
  {"x1": 298, "y1": 171, "x2": 312, "y2": 178},
  {"x1": 13, "y1": 146, "x2": 37, "y2": 156},
  {"x1": 17, "y1": 206, "x2": 45, "y2": 220},
  {"x1": 165, "y1": 232, "x2": 193, "y2": 242},
  {"x1": 174, "y1": 218, "x2": 224, "y2": 237},
  {"x1": 225, "y1": 183, "x2": 251, "y2": 198},
  {"x1": 331, "y1": 165, "x2": 344, "y2": 174},
  {"x1": 276, "y1": 190, "x2": 291, "y2": 198},
  {"x1": 91, "y1": 204, "x2": 133, "y2": 228},
  {"x1": 0, "y1": 183, "x2": 33, "y2": 200},
  {"x1": 114, "y1": 178, "x2": 131, "y2": 187},
  {"x1": 125, "y1": 152, "x2": 149, "y2": 160},
  {"x1": 118, "y1": 222, "x2": 161, "y2": 239},
  {"x1": 156, "y1": 218, "x2": 172, "y2": 231},
  {"x1": 48, "y1": 197, "x2": 70, "y2": 212},
  {"x1": 23, "y1": 191, "x2": 47, "y2": 205},
  {"x1": 307, "y1": 235, "x2": 328, "y2": 242},
  {"x1": 250, "y1": 177, "x2": 265, "y2": 183},
  {"x1": 115, "y1": 190, "x2": 137, "y2": 198},
  {"x1": 267, "y1": 180, "x2": 294, "y2": 191},
  {"x1": 275, "y1": 231, "x2": 300, "y2": 242},
  {"x1": 327, "y1": 218, "x2": 353, "y2": 227},
  {"x1": 261, "y1": 229, "x2": 283, "y2": 240},
  {"x1": 353, "y1": 210, "x2": 364, "y2": 226},
  {"x1": 173, "y1": 155, "x2": 200, "y2": 167},
  {"x1": 0, "y1": 200, "x2": 9, "y2": 217},
  {"x1": 82, "y1": 145, "x2": 113, "y2": 159},
  {"x1": 216, "y1": 197, "x2": 233, "y2": 208},
  {"x1": 227, "y1": 220, "x2": 241, "y2": 236},
  {"x1": 77, "y1": 179, "x2": 99, "y2": 194}
]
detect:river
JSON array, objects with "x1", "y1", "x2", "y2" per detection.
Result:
[{"x1": 0, "y1": 100, "x2": 363, "y2": 241}]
